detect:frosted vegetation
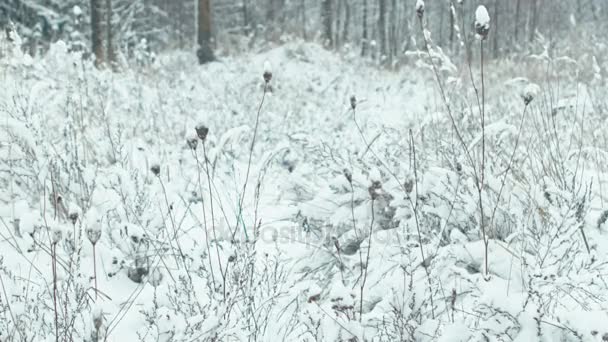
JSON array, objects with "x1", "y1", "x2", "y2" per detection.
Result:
[{"x1": 1, "y1": 4, "x2": 608, "y2": 342}]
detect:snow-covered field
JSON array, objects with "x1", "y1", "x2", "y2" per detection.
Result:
[{"x1": 1, "y1": 38, "x2": 608, "y2": 341}]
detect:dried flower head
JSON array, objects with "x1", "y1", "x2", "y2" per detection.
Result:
[
  {"x1": 404, "y1": 179, "x2": 414, "y2": 194},
  {"x1": 68, "y1": 212, "x2": 79, "y2": 225},
  {"x1": 522, "y1": 83, "x2": 539, "y2": 105},
  {"x1": 187, "y1": 137, "x2": 198, "y2": 150},
  {"x1": 92, "y1": 306, "x2": 103, "y2": 331},
  {"x1": 416, "y1": 0, "x2": 425, "y2": 19},
  {"x1": 87, "y1": 225, "x2": 102, "y2": 245},
  {"x1": 150, "y1": 164, "x2": 161, "y2": 176},
  {"x1": 263, "y1": 60, "x2": 272, "y2": 83},
  {"x1": 368, "y1": 180, "x2": 382, "y2": 200},
  {"x1": 350, "y1": 96, "x2": 357, "y2": 110},
  {"x1": 474, "y1": 6, "x2": 490, "y2": 40},
  {"x1": 343, "y1": 168, "x2": 353, "y2": 184},
  {"x1": 51, "y1": 226, "x2": 63, "y2": 244},
  {"x1": 195, "y1": 124, "x2": 209, "y2": 141},
  {"x1": 148, "y1": 267, "x2": 163, "y2": 287}
]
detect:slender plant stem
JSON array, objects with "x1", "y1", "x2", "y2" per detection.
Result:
[
  {"x1": 193, "y1": 149, "x2": 217, "y2": 290},
  {"x1": 237, "y1": 82, "x2": 268, "y2": 241},
  {"x1": 360, "y1": 198, "x2": 374, "y2": 322},
  {"x1": 203, "y1": 140, "x2": 226, "y2": 298}
]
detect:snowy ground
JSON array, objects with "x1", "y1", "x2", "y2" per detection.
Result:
[{"x1": 1, "y1": 39, "x2": 608, "y2": 341}]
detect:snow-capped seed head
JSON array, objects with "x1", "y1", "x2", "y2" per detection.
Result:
[
  {"x1": 474, "y1": 5, "x2": 490, "y2": 40},
  {"x1": 263, "y1": 60, "x2": 272, "y2": 83},
  {"x1": 86, "y1": 225, "x2": 102, "y2": 245},
  {"x1": 343, "y1": 168, "x2": 353, "y2": 184},
  {"x1": 148, "y1": 267, "x2": 163, "y2": 287},
  {"x1": 150, "y1": 164, "x2": 161, "y2": 176},
  {"x1": 416, "y1": 0, "x2": 425, "y2": 19},
  {"x1": 350, "y1": 95, "x2": 357, "y2": 110},
  {"x1": 51, "y1": 226, "x2": 63, "y2": 244},
  {"x1": 404, "y1": 179, "x2": 414, "y2": 194},
  {"x1": 92, "y1": 306, "x2": 103, "y2": 330},
  {"x1": 68, "y1": 204, "x2": 81, "y2": 225},
  {"x1": 368, "y1": 180, "x2": 382, "y2": 200},
  {"x1": 195, "y1": 124, "x2": 209, "y2": 141},
  {"x1": 186, "y1": 137, "x2": 198, "y2": 150},
  {"x1": 522, "y1": 83, "x2": 540, "y2": 105}
]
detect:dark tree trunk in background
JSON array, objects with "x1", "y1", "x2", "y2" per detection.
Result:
[
  {"x1": 90, "y1": 0, "x2": 104, "y2": 66},
  {"x1": 197, "y1": 0, "x2": 215, "y2": 64},
  {"x1": 529, "y1": 0, "x2": 538, "y2": 42},
  {"x1": 300, "y1": 0, "x2": 307, "y2": 39},
  {"x1": 321, "y1": 0, "x2": 333, "y2": 47},
  {"x1": 514, "y1": 0, "x2": 521, "y2": 43},
  {"x1": 493, "y1": 0, "x2": 499, "y2": 58},
  {"x1": 389, "y1": 0, "x2": 397, "y2": 60},
  {"x1": 106, "y1": 0, "x2": 115, "y2": 65},
  {"x1": 361, "y1": 0, "x2": 368, "y2": 56},
  {"x1": 335, "y1": 0, "x2": 342, "y2": 47},
  {"x1": 242, "y1": 0, "x2": 249, "y2": 34},
  {"x1": 439, "y1": 1, "x2": 445, "y2": 46},
  {"x1": 449, "y1": 1, "x2": 455, "y2": 49},
  {"x1": 266, "y1": 0, "x2": 275, "y2": 22},
  {"x1": 378, "y1": 0, "x2": 386, "y2": 58},
  {"x1": 343, "y1": 1, "x2": 350, "y2": 43}
]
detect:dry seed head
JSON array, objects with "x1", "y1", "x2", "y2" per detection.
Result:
[
  {"x1": 51, "y1": 226, "x2": 63, "y2": 244},
  {"x1": 148, "y1": 267, "x2": 163, "y2": 287},
  {"x1": 474, "y1": 5, "x2": 490, "y2": 40},
  {"x1": 522, "y1": 83, "x2": 539, "y2": 105},
  {"x1": 68, "y1": 203, "x2": 81, "y2": 225},
  {"x1": 195, "y1": 124, "x2": 209, "y2": 141},
  {"x1": 343, "y1": 168, "x2": 353, "y2": 184},
  {"x1": 150, "y1": 164, "x2": 160, "y2": 176},
  {"x1": 187, "y1": 137, "x2": 198, "y2": 150},
  {"x1": 350, "y1": 96, "x2": 357, "y2": 110},
  {"x1": 404, "y1": 179, "x2": 414, "y2": 194},
  {"x1": 87, "y1": 225, "x2": 102, "y2": 245},
  {"x1": 92, "y1": 306, "x2": 103, "y2": 330},
  {"x1": 416, "y1": 0, "x2": 425, "y2": 18},
  {"x1": 368, "y1": 180, "x2": 382, "y2": 200},
  {"x1": 263, "y1": 60, "x2": 272, "y2": 83}
]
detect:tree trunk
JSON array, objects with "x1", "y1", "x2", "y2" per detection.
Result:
[
  {"x1": 514, "y1": 0, "x2": 521, "y2": 43},
  {"x1": 321, "y1": 0, "x2": 333, "y2": 47},
  {"x1": 389, "y1": 0, "x2": 397, "y2": 60},
  {"x1": 90, "y1": 0, "x2": 104, "y2": 66},
  {"x1": 493, "y1": 0, "x2": 498, "y2": 58},
  {"x1": 449, "y1": 1, "x2": 455, "y2": 49},
  {"x1": 197, "y1": 0, "x2": 215, "y2": 64},
  {"x1": 242, "y1": 0, "x2": 249, "y2": 34},
  {"x1": 361, "y1": 0, "x2": 368, "y2": 56},
  {"x1": 106, "y1": 0, "x2": 115, "y2": 66},
  {"x1": 343, "y1": 1, "x2": 350, "y2": 43},
  {"x1": 301, "y1": 0, "x2": 307, "y2": 39},
  {"x1": 378, "y1": 0, "x2": 387, "y2": 58},
  {"x1": 529, "y1": 0, "x2": 537, "y2": 42},
  {"x1": 335, "y1": 0, "x2": 342, "y2": 47}
]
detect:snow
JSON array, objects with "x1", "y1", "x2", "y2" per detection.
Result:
[
  {"x1": 475, "y1": 5, "x2": 490, "y2": 29},
  {"x1": 1, "y1": 37, "x2": 607, "y2": 342}
]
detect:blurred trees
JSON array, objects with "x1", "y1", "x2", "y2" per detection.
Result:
[{"x1": 0, "y1": 0, "x2": 606, "y2": 64}]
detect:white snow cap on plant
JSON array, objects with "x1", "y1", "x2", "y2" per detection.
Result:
[
  {"x1": 416, "y1": 0, "x2": 425, "y2": 17},
  {"x1": 474, "y1": 5, "x2": 490, "y2": 39},
  {"x1": 91, "y1": 305, "x2": 103, "y2": 330},
  {"x1": 51, "y1": 226, "x2": 63, "y2": 244},
  {"x1": 522, "y1": 83, "x2": 540, "y2": 105},
  {"x1": 263, "y1": 60, "x2": 272, "y2": 83}
]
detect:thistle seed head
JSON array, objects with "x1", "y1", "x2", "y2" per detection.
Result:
[
  {"x1": 150, "y1": 164, "x2": 161, "y2": 176},
  {"x1": 195, "y1": 124, "x2": 209, "y2": 141},
  {"x1": 263, "y1": 60, "x2": 272, "y2": 83}
]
